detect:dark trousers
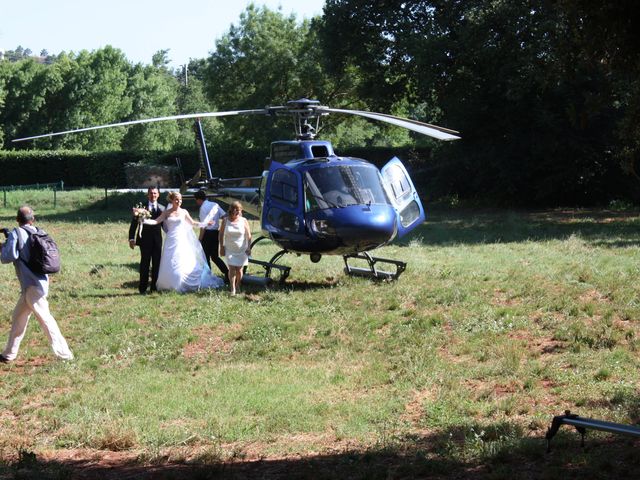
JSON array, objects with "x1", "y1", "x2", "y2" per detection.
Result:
[
  {"x1": 201, "y1": 229, "x2": 228, "y2": 279},
  {"x1": 139, "y1": 244, "x2": 161, "y2": 293}
]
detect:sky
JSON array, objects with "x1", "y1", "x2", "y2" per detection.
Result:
[{"x1": 0, "y1": 0, "x2": 326, "y2": 68}]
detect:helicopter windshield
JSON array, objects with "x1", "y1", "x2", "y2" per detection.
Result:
[{"x1": 304, "y1": 165, "x2": 388, "y2": 211}]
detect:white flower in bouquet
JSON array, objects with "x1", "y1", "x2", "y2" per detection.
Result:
[{"x1": 132, "y1": 203, "x2": 152, "y2": 236}]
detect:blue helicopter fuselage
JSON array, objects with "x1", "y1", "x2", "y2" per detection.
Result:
[{"x1": 258, "y1": 140, "x2": 425, "y2": 256}]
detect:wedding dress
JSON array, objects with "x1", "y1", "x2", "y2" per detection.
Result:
[{"x1": 155, "y1": 215, "x2": 224, "y2": 292}]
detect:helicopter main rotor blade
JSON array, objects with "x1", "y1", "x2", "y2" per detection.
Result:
[
  {"x1": 320, "y1": 108, "x2": 461, "y2": 141},
  {"x1": 12, "y1": 109, "x2": 269, "y2": 143}
]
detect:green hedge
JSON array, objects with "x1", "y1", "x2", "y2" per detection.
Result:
[
  {"x1": 0, "y1": 149, "x2": 265, "y2": 187},
  {"x1": 0, "y1": 150, "x2": 134, "y2": 187},
  {"x1": 0, "y1": 146, "x2": 431, "y2": 188}
]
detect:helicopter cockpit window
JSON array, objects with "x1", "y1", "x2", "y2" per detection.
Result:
[
  {"x1": 399, "y1": 200, "x2": 421, "y2": 228},
  {"x1": 304, "y1": 165, "x2": 388, "y2": 211},
  {"x1": 271, "y1": 144, "x2": 302, "y2": 163},
  {"x1": 270, "y1": 169, "x2": 298, "y2": 207},
  {"x1": 384, "y1": 164, "x2": 412, "y2": 202}
]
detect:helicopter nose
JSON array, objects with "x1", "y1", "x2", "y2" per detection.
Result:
[{"x1": 331, "y1": 205, "x2": 397, "y2": 249}]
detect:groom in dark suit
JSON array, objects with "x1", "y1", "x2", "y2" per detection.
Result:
[{"x1": 128, "y1": 187, "x2": 165, "y2": 293}]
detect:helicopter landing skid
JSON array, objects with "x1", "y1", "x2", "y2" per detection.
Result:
[
  {"x1": 343, "y1": 252, "x2": 406, "y2": 280},
  {"x1": 243, "y1": 243, "x2": 291, "y2": 286}
]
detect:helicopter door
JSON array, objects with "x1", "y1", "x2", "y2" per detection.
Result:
[
  {"x1": 262, "y1": 161, "x2": 304, "y2": 239},
  {"x1": 381, "y1": 157, "x2": 425, "y2": 238}
]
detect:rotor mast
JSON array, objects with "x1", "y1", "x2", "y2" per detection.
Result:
[{"x1": 268, "y1": 99, "x2": 327, "y2": 140}]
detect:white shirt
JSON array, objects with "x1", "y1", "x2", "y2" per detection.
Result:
[
  {"x1": 199, "y1": 200, "x2": 225, "y2": 230},
  {"x1": 147, "y1": 202, "x2": 166, "y2": 232}
]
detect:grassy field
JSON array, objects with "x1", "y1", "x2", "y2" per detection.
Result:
[{"x1": 1, "y1": 189, "x2": 640, "y2": 479}]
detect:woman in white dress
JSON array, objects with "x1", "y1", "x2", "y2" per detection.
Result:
[
  {"x1": 218, "y1": 201, "x2": 252, "y2": 295},
  {"x1": 144, "y1": 191, "x2": 224, "y2": 293}
]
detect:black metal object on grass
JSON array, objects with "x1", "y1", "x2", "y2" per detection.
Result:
[{"x1": 546, "y1": 410, "x2": 640, "y2": 452}]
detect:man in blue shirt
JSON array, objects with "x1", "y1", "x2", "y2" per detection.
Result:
[{"x1": 0, "y1": 206, "x2": 73, "y2": 363}]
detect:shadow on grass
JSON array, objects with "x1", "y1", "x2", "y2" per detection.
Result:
[
  {"x1": 122, "y1": 262, "x2": 140, "y2": 272},
  {"x1": 2, "y1": 428, "x2": 639, "y2": 480},
  {"x1": 401, "y1": 206, "x2": 640, "y2": 247},
  {"x1": 3, "y1": 198, "x2": 638, "y2": 247},
  {"x1": 278, "y1": 279, "x2": 340, "y2": 291},
  {"x1": 84, "y1": 291, "x2": 142, "y2": 299},
  {"x1": 76, "y1": 279, "x2": 339, "y2": 299},
  {"x1": 39, "y1": 203, "x2": 640, "y2": 247}
]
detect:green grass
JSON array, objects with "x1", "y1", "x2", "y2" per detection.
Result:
[{"x1": 1, "y1": 189, "x2": 640, "y2": 478}]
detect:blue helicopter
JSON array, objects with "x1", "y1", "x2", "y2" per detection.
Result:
[{"x1": 14, "y1": 98, "x2": 460, "y2": 282}]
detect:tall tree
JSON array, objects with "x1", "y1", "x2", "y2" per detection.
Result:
[
  {"x1": 204, "y1": 4, "x2": 336, "y2": 148},
  {"x1": 0, "y1": 58, "x2": 54, "y2": 146},
  {"x1": 41, "y1": 47, "x2": 134, "y2": 150},
  {"x1": 203, "y1": 4, "x2": 396, "y2": 150},
  {"x1": 321, "y1": 0, "x2": 627, "y2": 204},
  {"x1": 121, "y1": 63, "x2": 180, "y2": 151},
  {"x1": 0, "y1": 62, "x2": 9, "y2": 147},
  {"x1": 555, "y1": 0, "x2": 640, "y2": 189},
  {"x1": 174, "y1": 60, "x2": 220, "y2": 150}
]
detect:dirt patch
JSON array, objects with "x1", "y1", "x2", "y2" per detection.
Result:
[
  {"x1": 436, "y1": 345, "x2": 469, "y2": 365},
  {"x1": 507, "y1": 330, "x2": 534, "y2": 342},
  {"x1": 402, "y1": 388, "x2": 438, "y2": 426},
  {"x1": 0, "y1": 355, "x2": 51, "y2": 377},
  {"x1": 579, "y1": 289, "x2": 612, "y2": 304},
  {"x1": 182, "y1": 323, "x2": 243, "y2": 360},
  {"x1": 375, "y1": 323, "x2": 392, "y2": 338},
  {"x1": 530, "y1": 310, "x2": 566, "y2": 326},
  {"x1": 492, "y1": 288, "x2": 522, "y2": 306},
  {"x1": 464, "y1": 379, "x2": 520, "y2": 399},
  {"x1": 506, "y1": 330, "x2": 565, "y2": 357},
  {"x1": 27, "y1": 438, "x2": 378, "y2": 480}
]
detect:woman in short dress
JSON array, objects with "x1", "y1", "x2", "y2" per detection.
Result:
[{"x1": 219, "y1": 201, "x2": 252, "y2": 295}]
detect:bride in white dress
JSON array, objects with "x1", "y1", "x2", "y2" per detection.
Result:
[{"x1": 144, "y1": 191, "x2": 224, "y2": 292}]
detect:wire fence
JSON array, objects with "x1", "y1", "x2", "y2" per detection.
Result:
[{"x1": 1, "y1": 181, "x2": 64, "y2": 208}]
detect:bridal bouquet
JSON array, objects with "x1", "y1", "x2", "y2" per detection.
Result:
[{"x1": 132, "y1": 203, "x2": 152, "y2": 237}]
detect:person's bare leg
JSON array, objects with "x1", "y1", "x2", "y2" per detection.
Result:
[
  {"x1": 229, "y1": 268, "x2": 237, "y2": 295},
  {"x1": 236, "y1": 268, "x2": 243, "y2": 294}
]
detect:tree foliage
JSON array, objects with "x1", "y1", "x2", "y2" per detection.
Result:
[
  {"x1": 1, "y1": 2, "x2": 639, "y2": 204},
  {"x1": 318, "y1": 0, "x2": 640, "y2": 204},
  {"x1": 203, "y1": 5, "x2": 323, "y2": 148}
]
